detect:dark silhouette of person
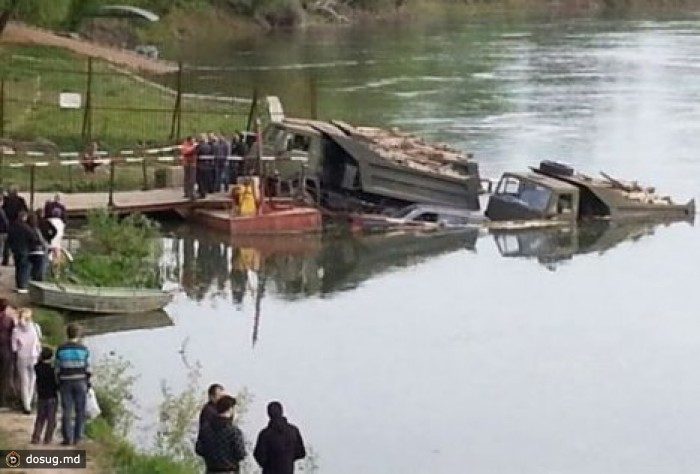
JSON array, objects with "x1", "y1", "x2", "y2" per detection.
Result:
[
  {"x1": 198, "y1": 383, "x2": 224, "y2": 436},
  {"x1": 196, "y1": 395, "x2": 246, "y2": 474},
  {"x1": 253, "y1": 401, "x2": 306, "y2": 474}
]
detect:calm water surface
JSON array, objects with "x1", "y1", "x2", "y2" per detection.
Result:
[{"x1": 92, "y1": 15, "x2": 700, "y2": 473}]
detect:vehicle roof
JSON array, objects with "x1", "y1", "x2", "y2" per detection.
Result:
[
  {"x1": 401, "y1": 204, "x2": 477, "y2": 215},
  {"x1": 503, "y1": 172, "x2": 579, "y2": 192}
]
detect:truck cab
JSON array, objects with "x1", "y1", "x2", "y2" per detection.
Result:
[{"x1": 485, "y1": 172, "x2": 580, "y2": 223}]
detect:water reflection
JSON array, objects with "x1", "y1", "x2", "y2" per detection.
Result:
[
  {"x1": 165, "y1": 226, "x2": 479, "y2": 307},
  {"x1": 162, "y1": 217, "x2": 690, "y2": 318},
  {"x1": 492, "y1": 219, "x2": 693, "y2": 270}
]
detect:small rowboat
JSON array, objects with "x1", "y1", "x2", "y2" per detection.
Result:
[{"x1": 29, "y1": 281, "x2": 174, "y2": 314}]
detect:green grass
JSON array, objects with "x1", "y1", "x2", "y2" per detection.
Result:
[
  {"x1": 0, "y1": 159, "x2": 174, "y2": 193},
  {"x1": 0, "y1": 44, "x2": 250, "y2": 151},
  {"x1": 87, "y1": 418, "x2": 197, "y2": 474}
]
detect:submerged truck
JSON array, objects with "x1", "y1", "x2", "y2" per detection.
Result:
[{"x1": 256, "y1": 116, "x2": 482, "y2": 212}]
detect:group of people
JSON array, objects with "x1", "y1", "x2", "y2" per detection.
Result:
[
  {"x1": 0, "y1": 189, "x2": 66, "y2": 293},
  {"x1": 196, "y1": 383, "x2": 306, "y2": 474},
  {"x1": 0, "y1": 304, "x2": 91, "y2": 445},
  {"x1": 181, "y1": 132, "x2": 249, "y2": 200}
]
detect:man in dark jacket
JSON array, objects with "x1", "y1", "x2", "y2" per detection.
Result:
[
  {"x1": 196, "y1": 134, "x2": 213, "y2": 199},
  {"x1": 196, "y1": 395, "x2": 246, "y2": 474},
  {"x1": 43, "y1": 194, "x2": 67, "y2": 223},
  {"x1": 199, "y1": 383, "x2": 224, "y2": 434},
  {"x1": 253, "y1": 401, "x2": 306, "y2": 474},
  {"x1": 2, "y1": 186, "x2": 27, "y2": 266},
  {"x1": 7, "y1": 211, "x2": 39, "y2": 293}
]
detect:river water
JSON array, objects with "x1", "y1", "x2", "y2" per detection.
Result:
[{"x1": 89, "y1": 14, "x2": 699, "y2": 473}]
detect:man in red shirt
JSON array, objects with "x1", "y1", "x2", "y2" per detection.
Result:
[{"x1": 181, "y1": 137, "x2": 196, "y2": 200}]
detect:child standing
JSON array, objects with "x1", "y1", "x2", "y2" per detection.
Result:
[{"x1": 31, "y1": 347, "x2": 58, "y2": 444}]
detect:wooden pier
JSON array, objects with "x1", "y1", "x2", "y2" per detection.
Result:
[{"x1": 23, "y1": 188, "x2": 229, "y2": 218}]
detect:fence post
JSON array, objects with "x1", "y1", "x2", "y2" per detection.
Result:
[
  {"x1": 67, "y1": 164, "x2": 74, "y2": 192},
  {"x1": 29, "y1": 164, "x2": 36, "y2": 210},
  {"x1": 0, "y1": 78, "x2": 5, "y2": 139},
  {"x1": 81, "y1": 57, "x2": 93, "y2": 141},
  {"x1": 107, "y1": 160, "x2": 115, "y2": 208},
  {"x1": 141, "y1": 157, "x2": 148, "y2": 190},
  {"x1": 170, "y1": 61, "x2": 183, "y2": 140},
  {"x1": 246, "y1": 88, "x2": 258, "y2": 132}
]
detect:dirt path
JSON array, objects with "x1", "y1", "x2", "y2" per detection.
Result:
[
  {"x1": 0, "y1": 411, "x2": 103, "y2": 473},
  {"x1": 1, "y1": 22, "x2": 177, "y2": 74}
]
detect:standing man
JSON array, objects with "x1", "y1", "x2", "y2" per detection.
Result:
[
  {"x1": 216, "y1": 134, "x2": 231, "y2": 193},
  {"x1": 207, "y1": 133, "x2": 219, "y2": 194},
  {"x1": 198, "y1": 383, "x2": 225, "y2": 435},
  {"x1": 181, "y1": 136, "x2": 196, "y2": 200},
  {"x1": 196, "y1": 134, "x2": 212, "y2": 199},
  {"x1": 43, "y1": 194, "x2": 67, "y2": 223},
  {"x1": 54, "y1": 323, "x2": 90, "y2": 446},
  {"x1": 195, "y1": 395, "x2": 247, "y2": 474},
  {"x1": 253, "y1": 401, "x2": 306, "y2": 474},
  {"x1": 2, "y1": 186, "x2": 28, "y2": 266},
  {"x1": 7, "y1": 211, "x2": 38, "y2": 294},
  {"x1": 231, "y1": 132, "x2": 249, "y2": 184}
]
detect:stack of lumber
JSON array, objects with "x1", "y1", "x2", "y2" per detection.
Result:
[{"x1": 348, "y1": 125, "x2": 472, "y2": 178}]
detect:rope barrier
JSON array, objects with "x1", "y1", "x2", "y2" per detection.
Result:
[{"x1": 0, "y1": 154, "x2": 305, "y2": 168}]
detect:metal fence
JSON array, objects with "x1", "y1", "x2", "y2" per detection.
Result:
[{"x1": 0, "y1": 52, "x2": 258, "y2": 150}]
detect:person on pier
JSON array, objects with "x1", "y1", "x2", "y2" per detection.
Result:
[
  {"x1": 2, "y1": 186, "x2": 28, "y2": 266},
  {"x1": 181, "y1": 136, "x2": 197, "y2": 200},
  {"x1": 196, "y1": 134, "x2": 213, "y2": 199},
  {"x1": 43, "y1": 194, "x2": 67, "y2": 223},
  {"x1": 7, "y1": 211, "x2": 39, "y2": 293},
  {"x1": 27, "y1": 212, "x2": 52, "y2": 282},
  {"x1": 46, "y1": 208, "x2": 65, "y2": 266}
]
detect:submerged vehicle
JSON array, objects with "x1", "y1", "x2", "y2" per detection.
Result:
[
  {"x1": 349, "y1": 204, "x2": 484, "y2": 233},
  {"x1": 258, "y1": 118, "x2": 482, "y2": 212},
  {"x1": 486, "y1": 161, "x2": 695, "y2": 224}
]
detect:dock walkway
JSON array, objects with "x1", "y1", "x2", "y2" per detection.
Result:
[{"x1": 23, "y1": 188, "x2": 229, "y2": 217}]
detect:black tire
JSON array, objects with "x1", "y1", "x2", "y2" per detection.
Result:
[{"x1": 539, "y1": 160, "x2": 574, "y2": 176}]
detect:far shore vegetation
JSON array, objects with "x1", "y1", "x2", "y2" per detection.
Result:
[{"x1": 1, "y1": 0, "x2": 696, "y2": 38}]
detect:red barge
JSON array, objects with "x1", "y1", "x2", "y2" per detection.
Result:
[{"x1": 193, "y1": 199, "x2": 322, "y2": 235}]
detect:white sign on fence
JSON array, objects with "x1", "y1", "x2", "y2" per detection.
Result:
[{"x1": 59, "y1": 92, "x2": 82, "y2": 109}]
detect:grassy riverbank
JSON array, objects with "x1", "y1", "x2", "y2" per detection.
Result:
[{"x1": 0, "y1": 44, "x2": 249, "y2": 150}]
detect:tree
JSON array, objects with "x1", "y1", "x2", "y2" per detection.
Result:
[{"x1": 0, "y1": 0, "x2": 20, "y2": 36}]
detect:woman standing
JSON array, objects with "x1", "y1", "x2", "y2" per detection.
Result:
[
  {"x1": 27, "y1": 212, "x2": 52, "y2": 282},
  {"x1": 11, "y1": 309, "x2": 41, "y2": 414},
  {"x1": 46, "y1": 208, "x2": 65, "y2": 266}
]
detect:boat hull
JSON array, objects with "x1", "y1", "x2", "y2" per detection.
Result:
[
  {"x1": 29, "y1": 282, "x2": 173, "y2": 314},
  {"x1": 194, "y1": 207, "x2": 322, "y2": 235}
]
